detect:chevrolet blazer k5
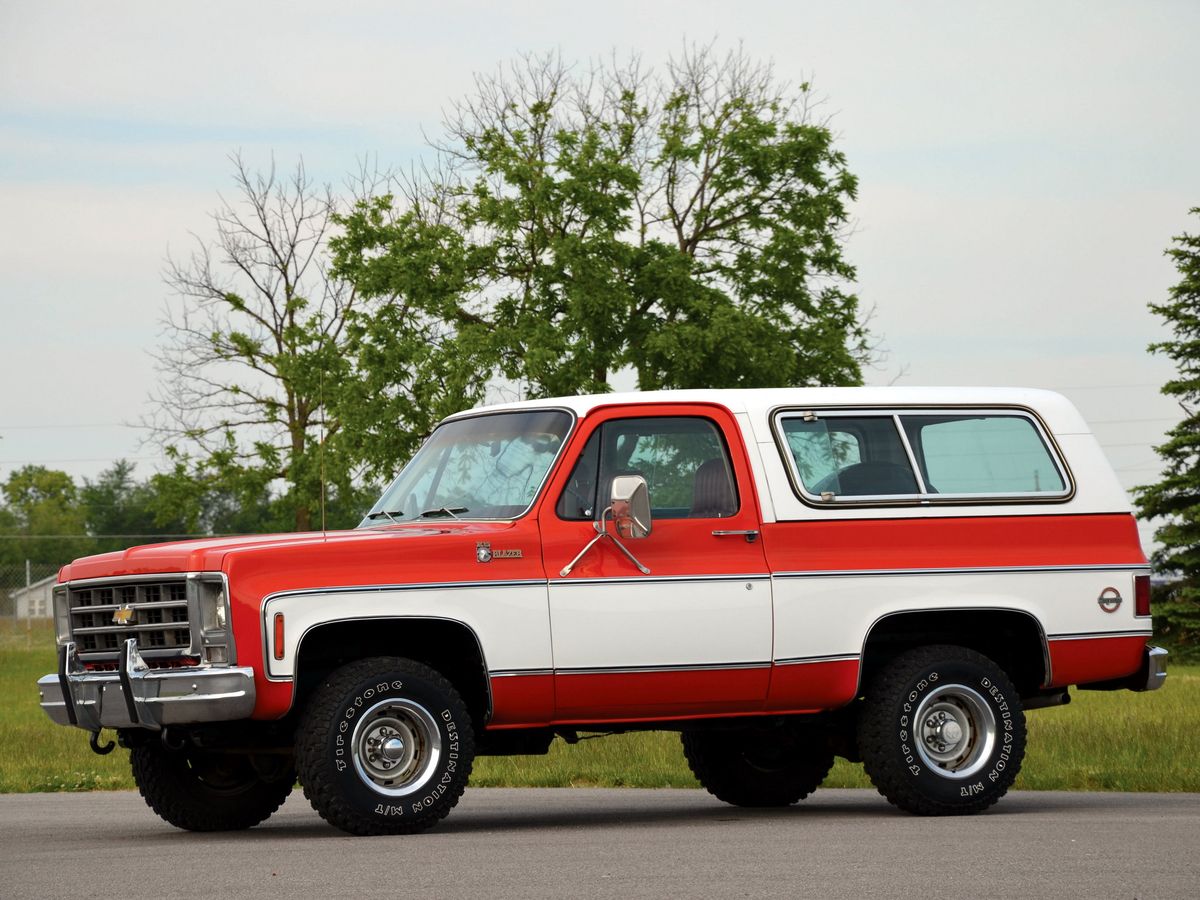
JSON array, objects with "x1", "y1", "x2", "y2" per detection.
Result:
[{"x1": 38, "y1": 387, "x2": 1166, "y2": 834}]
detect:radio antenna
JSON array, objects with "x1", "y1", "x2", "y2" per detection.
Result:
[{"x1": 318, "y1": 319, "x2": 328, "y2": 534}]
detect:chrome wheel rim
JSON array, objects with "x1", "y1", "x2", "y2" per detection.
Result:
[
  {"x1": 350, "y1": 697, "x2": 442, "y2": 796},
  {"x1": 913, "y1": 683, "x2": 996, "y2": 779}
]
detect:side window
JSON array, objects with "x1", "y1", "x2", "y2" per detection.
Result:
[
  {"x1": 902, "y1": 415, "x2": 1066, "y2": 495},
  {"x1": 775, "y1": 408, "x2": 1071, "y2": 503},
  {"x1": 556, "y1": 429, "x2": 601, "y2": 519},
  {"x1": 557, "y1": 416, "x2": 739, "y2": 520},
  {"x1": 780, "y1": 416, "x2": 919, "y2": 497}
]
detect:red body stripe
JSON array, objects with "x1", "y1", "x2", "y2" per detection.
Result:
[
  {"x1": 765, "y1": 659, "x2": 860, "y2": 711},
  {"x1": 486, "y1": 658, "x2": 862, "y2": 729},
  {"x1": 1047, "y1": 636, "x2": 1148, "y2": 687},
  {"x1": 553, "y1": 668, "x2": 770, "y2": 721},
  {"x1": 762, "y1": 513, "x2": 1145, "y2": 571},
  {"x1": 489, "y1": 674, "x2": 555, "y2": 727}
]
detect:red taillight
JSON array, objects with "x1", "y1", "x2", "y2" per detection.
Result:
[
  {"x1": 1135, "y1": 574, "x2": 1151, "y2": 618},
  {"x1": 273, "y1": 613, "x2": 285, "y2": 660}
]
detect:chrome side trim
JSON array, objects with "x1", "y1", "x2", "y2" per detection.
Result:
[
  {"x1": 1046, "y1": 630, "x2": 1154, "y2": 641},
  {"x1": 774, "y1": 564, "x2": 1150, "y2": 580},
  {"x1": 550, "y1": 573, "x2": 771, "y2": 587},
  {"x1": 774, "y1": 653, "x2": 860, "y2": 666},
  {"x1": 489, "y1": 668, "x2": 554, "y2": 678},
  {"x1": 554, "y1": 661, "x2": 770, "y2": 676}
]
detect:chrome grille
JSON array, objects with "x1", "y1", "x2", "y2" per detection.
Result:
[{"x1": 68, "y1": 579, "x2": 192, "y2": 659}]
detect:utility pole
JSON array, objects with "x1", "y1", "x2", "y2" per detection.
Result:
[{"x1": 25, "y1": 558, "x2": 31, "y2": 641}]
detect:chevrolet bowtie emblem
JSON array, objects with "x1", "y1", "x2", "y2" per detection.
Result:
[{"x1": 112, "y1": 604, "x2": 136, "y2": 626}]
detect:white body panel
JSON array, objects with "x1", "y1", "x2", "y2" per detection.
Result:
[
  {"x1": 262, "y1": 582, "x2": 551, "y2": 680},
  {"x1": 771, "y1": 567, "x2": 1151, "y2": 670},
  {"x1": 547, "y1": 575, "x2": 772, "y2": 670}
]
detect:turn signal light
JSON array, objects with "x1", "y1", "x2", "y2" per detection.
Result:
[
  {"x1": 1135, "y1": 575, "x2": 1151, "y2": 618},
  {"x1": 273, "y1": 613, "x2": 285, "y2": 660}
]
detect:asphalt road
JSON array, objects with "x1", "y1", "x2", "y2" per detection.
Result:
[{"x1": 2, "y1": 787, "x2": 1197, "y2": 899}]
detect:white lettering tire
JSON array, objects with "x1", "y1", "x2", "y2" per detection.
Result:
[
  {"x1": 857, "y1": 645, "x2": 1027, "y2": 815},
  {"x1": 295, "y1": 657, "x2": 475, "y2": 835}
]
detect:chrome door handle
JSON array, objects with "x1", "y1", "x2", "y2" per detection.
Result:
[{"x1": 711, "y1": 529, "x2": 759, "y2": 543}]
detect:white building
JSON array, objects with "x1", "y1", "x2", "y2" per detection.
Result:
[{"x1": 9, "y1": 574, "x2": 56, "y2": 619}]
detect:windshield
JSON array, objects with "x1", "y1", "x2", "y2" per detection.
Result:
[{"x1": 359, "y1": 409, "x2": 573, "y2": 525}]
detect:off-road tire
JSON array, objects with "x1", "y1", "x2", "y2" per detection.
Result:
[
  {"x1": 295, "y1": 656, "x2": 474, "y2": 836},
  {"x1": 130, "y1": 743, "x2": 293, "y2": 831},
  {"x1": 858, "y1": 644, "x2": 1027, "y2": 816},
  {"x1": 681, "y1": 724, "x2": 834, "y2": 807}
]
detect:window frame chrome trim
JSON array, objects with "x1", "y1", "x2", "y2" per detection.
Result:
[
  {"x1": 769, "y1": 403, "x2": 1076, "y2": 509},
  {"x1": 358, "y1": 406, "x2": 578, "y2": 528},
  {"x1": 552, "y1": 410, "x2": 743, "y2": 524}
]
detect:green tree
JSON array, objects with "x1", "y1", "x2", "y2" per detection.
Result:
[
  {"x1": 1135, "y1": 207, "x2": 1200, "y2": 656},
  {"x1": 150, "y1": 154, "x2": 372, "y2": 532},
  {"x1": 0, "y1": 466, "x2": 94, "y2": 566},
  {"x1": 333, "y1": 47, "x2": 870, "y2": 448},
  {"x1": 80, "y1": 460, "x2": 190, "y2": 553}
]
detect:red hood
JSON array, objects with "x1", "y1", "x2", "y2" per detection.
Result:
[{"x1": 58, "y1": 522, "x2": 520, "y2": 582}]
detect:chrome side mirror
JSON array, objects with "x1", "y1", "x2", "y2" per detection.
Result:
[
  {"x1": 561, "y1": 474, "x2": 654, "y2": 577},
  {"x1": 609, "y1": 474, "x2": 652, "y2": 539}
]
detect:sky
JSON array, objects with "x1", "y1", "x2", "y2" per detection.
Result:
[{"x1": 1, "y1": 1, "x2": 1198, "y2": 552}]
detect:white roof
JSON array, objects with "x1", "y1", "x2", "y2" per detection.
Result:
[
  {"x1": 8, "y1": 573, "x2": 58, "y2": 599},
  {"x1": 449, "y1": 387, "x2": 1093, "y2": 434}
]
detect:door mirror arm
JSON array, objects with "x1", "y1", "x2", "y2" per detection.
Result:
[{"x1": 559, "y1": 476, "x2": 653, "y2": 577}]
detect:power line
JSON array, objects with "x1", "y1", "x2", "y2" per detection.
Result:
[
  {"x1": 1089, "y1": 417, "x2": 1180, "y2": 425},
  {"x1": 0, "y1": 423, "x2": 140, "y2": 430},
  {"x1": 0, "y1": 456, "x2": 167, "y2": 465},
  {"x1": 1048, "y1": 383, "x2": 1161, "y2": 390},
  {"x1": 0, "y1": 533, "x2": 235, "y2": 540}
]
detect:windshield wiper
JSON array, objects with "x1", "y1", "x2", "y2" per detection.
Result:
[
  {"x1": 419, "y1": 507, "x2": 467, "y2": 519},
  {"x1": 365, "y1": 510, "x2": 404, "y2": 524}
]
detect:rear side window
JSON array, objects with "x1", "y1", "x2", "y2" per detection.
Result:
[
  {"x1": 775, "y1": 409, "x2": 1070, "y2": 504},
  {"x1": 903, "y1": 415, "x2": 1065, "y2": 495}
]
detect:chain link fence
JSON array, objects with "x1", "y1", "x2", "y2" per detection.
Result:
[{"x1": 1, "y1": 562, "x2": 63, "y2": 620}]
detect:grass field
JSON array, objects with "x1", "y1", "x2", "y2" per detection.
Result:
[{"x1": 3, "y1": 619, "x2": 1197, "y2": 794}]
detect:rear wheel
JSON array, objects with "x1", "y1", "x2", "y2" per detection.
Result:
[
  {"x1": 295, "y1": 657, "x2": 474, "y2": 835},
  {"x1": 857, "y1": 645, "x2": 1026, "y2": 815},
  {"x1": 130, "y1": 743, "x2": 293, "y2": 831},
  {"x1": 681, "y1": 723, "x2": 833, "y2": 807}
]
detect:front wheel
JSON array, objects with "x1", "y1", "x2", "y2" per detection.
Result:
[
  {"x1": 295, "y1": 657, "x2": 474, "y2": 835},
  {"x1": 130, "y1": 743, "x2": 293, "y2": 831},
  {"x1": 857, "y1": 645, "x2": 1027, "y2": 816}
]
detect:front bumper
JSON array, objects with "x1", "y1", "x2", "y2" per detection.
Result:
[{"x1": 38, "y1": 639, "x2": 255, "y2": 731}]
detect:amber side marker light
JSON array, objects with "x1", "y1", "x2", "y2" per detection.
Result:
[
  {"x1": 1135, "y1": 574, "x2": 1151, "y2": 618},
  {"x1": 273, "y1": 613, "x2": 285, "y2": 660}
]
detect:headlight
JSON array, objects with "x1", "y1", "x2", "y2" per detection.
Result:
[
  {"x1": 53, "y1": 586, "x2": 70, "y2": 644},
  {"x1": 193, "y1": 575, "x2": 234, "y2": 665}
]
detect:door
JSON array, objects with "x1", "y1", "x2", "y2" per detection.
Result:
[{"x1": 538, "y1": 403, "x2": 772, "y2": 721}]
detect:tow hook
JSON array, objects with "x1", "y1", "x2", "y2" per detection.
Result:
[
  {"x1": 161, "y1": 727, "x2": 187, "y2": 751},
  {"x1": 88, "y1": 730, "x2": 115, "y2": 755}
]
